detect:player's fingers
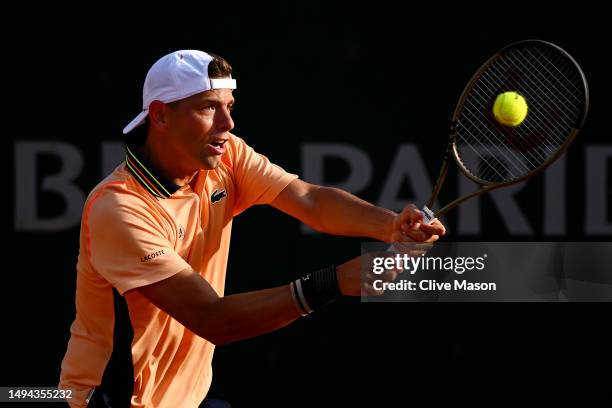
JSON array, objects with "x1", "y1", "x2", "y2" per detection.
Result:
[
  {"x1": 399, "y1": 204, "x2": 423, "y2": 226},
  {"x1": 419, "y1": 222, "x2": 446, "y2": 236},
  {"x1": 430, "y1": 219, "x2": 446, "y2": 234},
  {"x1": 394, "y1": 232, "x2": 416, "y2": 243},
  {"x1": 362, "y1": 282, "x2": 384, "y2": 296},
  {"x1": 399, "y1": 203, "x2": 417, "y2": 219},
  {"x1": 401, "y1": 224, "x2": 430, "y2": 242},
  {"x1": 365, "y1": 273, "x2": 379, "y2": 286},
  {"x1": 382, "y1": 268, "x2": 399, "y2": 282},
  {"x1": 367, "y1": 270, "x2": 397, "y2": 283}
]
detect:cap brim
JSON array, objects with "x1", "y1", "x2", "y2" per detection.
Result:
[{"x1": 122, "y1": 111, "x2": 149, "y2": 134}]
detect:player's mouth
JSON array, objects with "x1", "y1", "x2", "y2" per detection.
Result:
[{"x1": 208, "y1": 140, "x2": 227, "y2": 155}]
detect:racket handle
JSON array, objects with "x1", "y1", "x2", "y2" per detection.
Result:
[{"x1": 421, "y1": 206, "x2": 436, "y2": 224}]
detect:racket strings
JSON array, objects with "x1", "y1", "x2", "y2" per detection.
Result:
[
  {"x1": 485, "y1": 61, "x2": 572, "y2": 159},
  {"x1": 476, "y1": 55, "x2": 571, "y2": 169},
  {"x1": 528, "y1": 47, "x2": 582, "y2": 104},
  {"x1": 461, "y1": 82, "x2": 542, "y2": 179},
  {"x1": 488, "y1": 60, "x2": 569, "y2": 146},
  {"x1": 460, "y1": 79, "x2": 550, "y2": 181},
  {"x1": 455, "y1": 43, "x2": 585, "y2": 183},
  {"x1": 476, "y1": 69, "x2": 558, "y2": 165},
  {"x1": 492, "y1": 47, "x2": 578, "y2": 146},
  {"x1": 462, "y1": 45, "x2": 580, "y2": 177},
  {"x1": 461, "y1": 98, "x2": 530, "y2": 179},
  {"x1": 506, "y1": 51, "x2": 579, "y2": 130},
  {"x1": 460, "y1": 98, "x2": 527, "y2": 177}
]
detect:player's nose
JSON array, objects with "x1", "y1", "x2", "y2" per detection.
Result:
[{"x1": 215, "y1": 107, "x2": 234, "y2": 132}]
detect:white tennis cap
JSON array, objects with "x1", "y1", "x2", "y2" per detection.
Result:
[{"x1": 123, "y1": 50, "x2": 237, "y2": 134}]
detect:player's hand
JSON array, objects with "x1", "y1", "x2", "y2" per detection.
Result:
[
  {"x1": 390, "y1": 204, "x2": 446, "y2": 243},
  {"x1": 336, "y1": 252, "x2": 401, "y2": 297}
]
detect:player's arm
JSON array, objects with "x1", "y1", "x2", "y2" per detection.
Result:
[
  {"x1": 135, "y1": 258, "x2": 363, "y2": 346},
  {"x1": 270, "y1": 179, "x2": 446, "y2": 242}
]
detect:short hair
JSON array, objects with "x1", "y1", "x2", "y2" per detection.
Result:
[{"x1": 207, "y1": 52, "x2": 233, "y2": 79}]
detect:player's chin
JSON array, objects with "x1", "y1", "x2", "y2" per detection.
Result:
[{"x1": 200, "y1": 155, "x2": 221, "y2": 170}]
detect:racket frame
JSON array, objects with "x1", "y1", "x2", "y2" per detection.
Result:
[{"x1": 423, "y1": 40, "x2": 589, "y2": 223}]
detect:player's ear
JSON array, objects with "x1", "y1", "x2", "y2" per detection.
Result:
[{"x1": 148, "y1": 100, "x2": 170, "y2": 130}]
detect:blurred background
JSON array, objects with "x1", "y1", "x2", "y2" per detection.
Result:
[{"x1": 4, "y1": 2, "x2": 611, "y2": 406}]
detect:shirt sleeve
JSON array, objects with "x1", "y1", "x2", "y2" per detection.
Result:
[
  {"x1": 86, "y1": 192, "x2": 191, "y2": 294},
  {"x1": 227, "y1": 135, "x2": 298, "y2": 215}
]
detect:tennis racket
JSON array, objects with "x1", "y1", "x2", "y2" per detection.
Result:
[{"x1": 420, "y1": 39, "x2": 589, "y2": 224}]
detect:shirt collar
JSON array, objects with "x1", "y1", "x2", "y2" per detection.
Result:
[{"x1": 125, "y1": 143, "x2": 181, "y2": 199}]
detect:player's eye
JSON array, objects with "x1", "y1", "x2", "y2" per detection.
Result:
[{"x1": 200, "y1": 105, "x2": 215, "y2": 111}]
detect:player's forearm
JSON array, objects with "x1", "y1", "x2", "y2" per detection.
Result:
[
  {"x1": 308, "y1": 186, "x2": 396, "y2": 242},
  {"x1": 195, "y1": 285, "x2": 302, "y2": 345},
  {"x1": 139, "y1": 266, "x2": 344, "y2": 346}
]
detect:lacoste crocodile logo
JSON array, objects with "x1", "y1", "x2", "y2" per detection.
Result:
[{"x1": 211, "y1": 189, "x2": 227, "y2": 204}]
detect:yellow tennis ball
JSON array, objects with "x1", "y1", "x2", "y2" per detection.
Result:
[{"x1": 492, "y1": 91, "x2": 528, "y2": 127}]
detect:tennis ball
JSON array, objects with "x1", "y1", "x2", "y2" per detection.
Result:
[{"x1": 492, "y1": 91, "x2": 528, "y2": 127}]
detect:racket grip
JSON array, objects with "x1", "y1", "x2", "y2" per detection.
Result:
[{"x1": 421, "y1": 206, "x2": 436, "y2": 224}]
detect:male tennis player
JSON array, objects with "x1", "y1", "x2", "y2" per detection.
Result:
[{"x1": 59, "y1": 50, "x2": 445, "y2": 408}]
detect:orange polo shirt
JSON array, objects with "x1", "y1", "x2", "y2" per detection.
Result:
[{"x1": 59, "y1": 134, "x2": 298, "y2": 407}]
